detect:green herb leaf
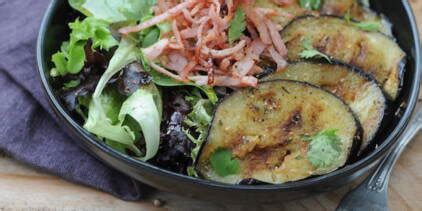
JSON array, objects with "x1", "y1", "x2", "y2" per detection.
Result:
[
  {"x1": 228, "y1": 8, "x2": 246, "y2": 44},
  {"x1": 141, "y1": 27, "x2": 161, "y2": 48},
  {"x1": 210, "y1": 148, "x2": 240, "y2": 177},
  {"x1": 306, "y1": 129, "x2": 342, "y2": 168},
  {"x1": 353, "y1": 21, "x2": 382, "y2": 32},
  {"x1": 299, "y1": 38, "x2": 331, "y2": 63},
  {"x1": 344, "y1": 10, "x2": 381, "y2": 32},
  {"x1": 299, "y1": 0, "x2": 321, "y2": 10}
]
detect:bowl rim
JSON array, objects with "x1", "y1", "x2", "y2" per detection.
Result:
[{"x1": 37, "y1": 0, "x2": 421, "y2": 191}]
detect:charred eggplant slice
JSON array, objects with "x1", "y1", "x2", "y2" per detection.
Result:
[
  {"x1": 264, "y1": 62, "x2": 385, "y2": 153},
  {"x1": 281, "y1": 16, "x2": 406, "y2": 100},
  {"x1": 197, "y1": 80, "x2": 362, "y2": 184}
]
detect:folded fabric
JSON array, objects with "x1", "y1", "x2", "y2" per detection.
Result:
[{"x1": 0, "y1": 0, "x2": 144, "y2": 201}]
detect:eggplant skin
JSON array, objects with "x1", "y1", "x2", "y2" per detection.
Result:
[
  {"x1": 197, "y1": 80, "x2": 362, "y2": 184},
  {"x1": 263, "y1": 62, "x2": 386, "y2": 154},
  {"x1": 281, "y1": 16, "x2": 406, "y2": 100}
]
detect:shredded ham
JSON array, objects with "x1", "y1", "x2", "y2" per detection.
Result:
[
  {"x1": 120, "y1": 0, "x2": 289, "y2": 88},
  {"x1": 243, "y1": 6, "x2": 272, "y2": 44},
  {"x1": 264, "y1": 16, "x2": 287, "y2": 57},
  {"x1": 119, "y1": 0, "x2": 195, "y2": 35},
  {"x1": 171, "y1": 20, "x2": 184, "y2": 49},
  {"x1": 164, "y1": 52, "x2": 188, "y2": 73},
  {"x1": 143, "y1": 39, "x2": 169, "y2": 61},
  {"x1": 268, "y1": 46, "x2": 287, "y2": 70},
  {"x1": 150, "y1": 62, "x2": 184, "y2": 81},
  {"x1": 201, "y1": 40, "x2": 246, "y2": 58}
]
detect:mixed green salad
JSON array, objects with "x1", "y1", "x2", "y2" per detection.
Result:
[{"x1": 51, "y1": 0, "x2": 402, "y2": 184}]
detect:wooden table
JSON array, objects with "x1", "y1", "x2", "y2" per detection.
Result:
[{"x1": 1, "y1": 2, "x2": 422, "y2": 211}]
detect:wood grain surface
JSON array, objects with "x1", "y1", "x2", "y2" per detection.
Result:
[{"x1": 1, "y1": 1, "x2": 422, "y2": 210}]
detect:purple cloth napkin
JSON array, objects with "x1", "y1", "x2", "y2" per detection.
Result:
[{"x1": 0, "y1": 0, "x2": 145, "y2": 200}]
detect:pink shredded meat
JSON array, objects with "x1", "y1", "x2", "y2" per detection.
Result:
[{"x1": 119, "y1": 0, "x2": 288, "y2": 88}]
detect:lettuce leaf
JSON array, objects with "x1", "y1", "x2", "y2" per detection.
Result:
[
  {"x1": 93, "y1": 38, "x2": 140, "y2": 98},
  {"x1": 69, "y1": 0, "x2": 157, "y2": 23},
  {"x1": 119, "y1": 84, "x2": 162, "y2": 161},
  {"x1": 84, "y1": 38, "x2": 142, "y2": 155},
  {"x1": 183, "y1": 89, "x2": 214, "y2": 176},
  {"x1": 84, "y1": 37, "x2": 163, "y2": 161},
  {"x1": 84, "y1": 93, "x2": 141, "y2": 155},
  {"x1": 51, "y1": 17, "x2": 118, "y2": 76}
]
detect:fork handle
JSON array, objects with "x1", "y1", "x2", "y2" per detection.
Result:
[{"x1": 366, "y1": 108, "x2": 422, "y2": 192}]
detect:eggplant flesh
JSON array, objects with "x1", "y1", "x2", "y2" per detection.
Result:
[
  {"x1": 197, "y1": 80, "x2": 361, "y2": 184},
  {"x1": 281, "y1": 16, "x2": 405, "y2": 100},
  {"x1": 264, "y1": 62, "x2": 386, "y2": 153}
]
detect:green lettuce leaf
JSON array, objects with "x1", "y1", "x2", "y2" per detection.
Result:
[
  {"x1": 84, "y1": 93, "x2": 140, "y2": 155},
  {"x1": 119, "y1": 84, "x2": 162, "y2": 161},
  {"x1": 69, "y1": 0, "x2": 156, "y2": 23},
  {"x1": 183, "y1": 89, "x2": 214, "y2": 177},
  {"x1": 93, "y1": 38, "x2": 140, "y2": 98},
  {"x1": 84, "y1": 38, "x2": 142, "y2": 155},
  {"x1": 51, "y1": 17, "x2": 118, "y2": 76},
  {"x1": 69, "y1": 17, "x2": 119, "y2": 50}
]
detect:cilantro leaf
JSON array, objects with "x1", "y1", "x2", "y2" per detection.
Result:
[
  {"x1": 306, "y1": 129, "x2": 343, "y2": 168},
  {"x1": 299, "y1": 38, "x2": 331, "y2": 63},
  {"x1": 299, "y1": 0, "x2": 322, "y2": 10},
  {"x1": 228, "y1": 8, "x2": 246, "y2": 44},
  {"x1": 210, "y1": 148, "x2": 240, "y2": 177},
  {"x1": 344, "y1": 10, "x2": 381, "y2": 32},
  {"x1": 353, "y1": 21, "x2": 382, "y2": 32}
]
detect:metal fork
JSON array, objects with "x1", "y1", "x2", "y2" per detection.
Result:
[{"x1": 337, "y1": 108, "x2": 422, "y2": 211}]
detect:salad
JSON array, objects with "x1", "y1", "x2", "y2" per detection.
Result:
[{"x1": 51, "y1": 0, "x2": 405, "y2": 184}]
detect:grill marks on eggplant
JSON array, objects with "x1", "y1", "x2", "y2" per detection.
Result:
[
  {"x1": 197, "y1": 80, "x2": 362, "y2": 184},
  {"x1": 264, "y1": 62, "x2": 386, "y2": 153},
  {"x1": 281, "y1": 16, "x2": 406, "y2": 100}
]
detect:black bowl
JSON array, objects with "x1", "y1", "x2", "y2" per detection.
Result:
[{"x1": 37, "y1": 0, "x2": 421, "y2": 203}]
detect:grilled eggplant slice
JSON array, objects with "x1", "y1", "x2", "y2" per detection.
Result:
[
  {"x1": 321, "y1": 0, "x2": 392, "y2": 35},
  {"x1": 197, "y1": 80, "x2": 362, "y2": 184},
  {"x1": 281, "y1": 16, "x2": 405, "y2": 100},
  {"x1": 255, "y1": 0, "x2": 391, "y2": 34},
  {"x1": 264, "y1": 62, "x2": 385, "y2": 153}
]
